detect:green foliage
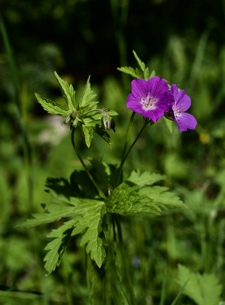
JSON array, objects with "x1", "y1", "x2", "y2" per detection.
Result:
[
  {"x1": 20, "y1": 164, "x2": 184, "y2": 274},
  {"x1": 176, "y1": 264, "x2": 222, "y2": 305},
  {"x1": 54, "y1": 71, "x2": 77, "y2": 110},
  {"x1": 35, "y1": 93, "x2": 69, "y2": 116},
  {"x1": 44, "y1": 219, "x2": 75, "y2": 273},
  {"x1": 71, "y1": 201, "x2": 106, "y2": 268},
  {"x1": 118, "y1": 50, "x2": 155, "y2": 80},
  {"x1": 43, "y1": 200, "x2": 106, "y2": 273},
  {"x1": 35, "y1": 72, "x2": 118, "y2": 147},
  {"x1": 20, "y1": 196, "x2": 106, "y2": 273},
  {"x1": 106, "y1": 170, "x2": 184, "y2": 216}
]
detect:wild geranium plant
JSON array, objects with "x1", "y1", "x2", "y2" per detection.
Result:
[{"x1": 21, "y1": 51, "x2": 197, "y2": 303}]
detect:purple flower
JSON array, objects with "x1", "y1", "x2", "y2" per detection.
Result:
[
  {"x1": 169, "y1": 84, "x2": 197, "y2": 132},
  {"x1": 127, "y1": 77, "x2": 173, "y2": 122}
]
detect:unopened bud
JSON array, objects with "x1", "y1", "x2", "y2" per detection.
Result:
[{"x1": 102, "y1": 112, "x2": 116, "y2": 132}]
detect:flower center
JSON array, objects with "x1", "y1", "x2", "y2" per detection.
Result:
[{"x1": 140, "y1": 94, "x2": 158, "y2": 111}]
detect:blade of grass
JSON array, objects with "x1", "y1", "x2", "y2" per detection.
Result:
[
  {"x1": 159, "y1": 271, "x2": 167, "y2": 305},
  {"x1": 170, "y1": 278, "x2": 190, "y2": 305},
  {"x1": 188, "y1": 31, "x2": 209, "y2": 91},
  {"x1": 0, "y1": 15, "x2": 33, "y2": 208}
]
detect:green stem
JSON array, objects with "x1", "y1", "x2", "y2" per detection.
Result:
[
  {"x1": 120, "y1": 112, "x2": 135, "y2": 165},
  {"x1": 116, "y1": 112, "x2": 135, "y2": 184},
  {"x1": 121, "y1": 119, "x2": 151, "y2": 168},
  {"x1": 114, "y1": 216, "x2": 135, "y2": 305},
  {"x1": 117, "y1": 114, "x2": 152, "y2": 185},
  {"x1": 71, "y1": 128, "x2": 106, "y2": 200}
]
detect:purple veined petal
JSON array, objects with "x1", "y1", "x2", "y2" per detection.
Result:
[
  {"x1": 144, "y1": 107, "x2": 163, "y2": 122},
  {"x1": 171, "y1": 84, "x2": 179, "y2": 97},
  {"x1": 127, "y1": 93, "x2": 144, "y2": 113},
  {"x1": 148, "y1": 77, "x2": 169, "y2": 96},
  {"x1": 171, "y1": 84, "x2": 191, "y2": 111},
  {"x1": 175, "y1": 112, "x2": 197, "y2": 132},
  {"x1": 131, "y1": 79, "x2": 148, "y2": 99}
]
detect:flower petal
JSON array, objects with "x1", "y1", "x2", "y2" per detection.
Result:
[
  {"x1": 131, "y1": 79, "x2": 148, "y2": 99},
  {"x1": 149, "y1": 77, "x2": 168, "y2": 96},
  {"x1": 171, "y1": 84, "x2": 191, "y2": 111},
  {"x1": 127, "y1": 76, "x2": 173, "y2": 123},
  {"x1": 175, "y1": 112, "x2": 197, "y2": 132}
]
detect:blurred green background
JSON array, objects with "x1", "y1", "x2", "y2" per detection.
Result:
[{"x1": 1, "y1": 0, "x2": 225, "y2": 304}]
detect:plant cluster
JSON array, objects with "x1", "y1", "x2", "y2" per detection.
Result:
[{"x1": 18, "y1": 52, "x2": 217, "y2": 305}]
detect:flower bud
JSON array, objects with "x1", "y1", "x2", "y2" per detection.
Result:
[{"x1": 102, "y1": 112, "x2": 116, "y2": 132}]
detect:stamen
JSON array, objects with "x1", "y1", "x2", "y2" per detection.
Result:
[{"x1": 141, "y1": 94, "x2": 158, "y2": 110}]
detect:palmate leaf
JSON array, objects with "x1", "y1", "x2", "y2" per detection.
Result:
[
  {"x1": 106, "y1": 171, "x2": 185, "y2": 216},
  {"x1": 106, "y1": 182, "x2": 162, "y2": 215},
  {"x1": 176, "y1": 264, "x2": 222, "y2": 305},
  {"x1": 21, "y1": 197, "x2": 107, "y2": 273},
  {"x1": 44, "y1": 198, "x2": 107, "y2": 273},
  {"x1": 35, "y1": 93, "x2": 69, "y2": 117}
]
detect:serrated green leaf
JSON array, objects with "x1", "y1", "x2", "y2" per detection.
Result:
[
  {"x1": 133, "y1": 50, "x2": 150, "y2": 80},
  {"x1": 79, "y1": 103, "x2": 99, "y2": 119},
  {"x1": 132, "y1": 50, "x2": 146, "y2": 72},
  {"x1": 144, "y1": 67, "x2": 150, "y2": 80},
  {"x1": 26, "y1": 197, "x2": 106, "y2": 272},
  {"x1": 176, "y1": 264, "x2": 222, "y2": 305},
  {"x1": 18, "y1": 204, "x2": 76, "y2": 228},
  {"x1": 82, "y1": 125, "x2": 94, "y2": 147},
  {"x1": 117, "y1": 66, "x2": 143, "y2": 79},
  {"x1": 54, "y1": 71, "x2": 76, "y2": 110},
  {"x1": 139, "y1": 186, "x2": 185, "y2": 210},
  {"x1": 127, "y1": 170, "x2": 165, "y2": 186},
  {"x1": 118, "y1": 51, "x2": 154, "y2": 80},
  {"x1": 106, "y1": 182, "x2": 161, "y2": 216},
  {"x1": 44, "y1": 219, "x2": 75, "y2": 274},
  {"x1": 106, "y1": 177, "x2": 185, "y2": 216},
  {"x1": 106, "y1": 109, "x2": 119, "y2": 116},
  {"x1": 71, "y1": 201, "x2": 107, "y2": 267},
  {"x1": 35, "y1": 93, "x2": 69, "y2": 116},
  {"x1": 79, "y1": 76, "x2": 97, "y2": 108}
]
